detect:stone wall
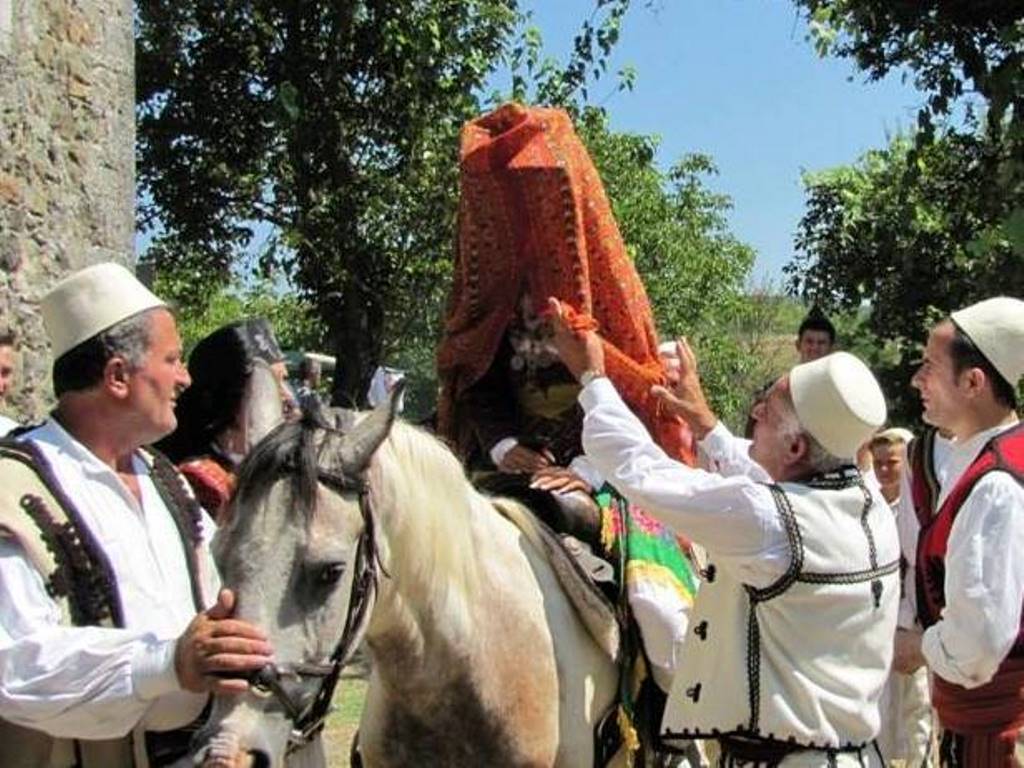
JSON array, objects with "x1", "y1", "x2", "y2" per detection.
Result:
[{"x1": 0, "y1": 0, "x2": 134, "y2": 422}]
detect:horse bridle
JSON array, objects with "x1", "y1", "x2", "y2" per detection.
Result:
[{"x1": 241, "y1": 455, "x2": 385, "y2": 750}]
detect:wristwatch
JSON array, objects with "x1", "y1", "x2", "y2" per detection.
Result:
[{"x1": 579, "y1": 368, "x2": 606, "y2": 387}]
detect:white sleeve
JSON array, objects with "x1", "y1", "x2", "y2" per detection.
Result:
[
  {"x1": 895, "y1": 470, "x2": 921, "y2": 630},
  {"x1": 921, "y1": 472, "x2": 1024, "y2": 688},
  {"x1": 568, "y1": 454, "x2": 605, "y2": 490},
  {"x1": 697, "y1": 422, "x2": 772, "y2": 482},
  {"x1": 579, "y1": 378, "x2": 789, "y2": 588},
  {"x1": 489, "y1": 437, "x2": 518, "y2": 467},
  {"x1": 0, "y1": 540, "x2": 181, "y2": 739}
]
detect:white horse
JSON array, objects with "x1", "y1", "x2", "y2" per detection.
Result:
[{"x1": 189, "y1": 387, "x2": 626, "y2": 767}]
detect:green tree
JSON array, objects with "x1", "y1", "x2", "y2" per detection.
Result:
[
  {"x1": 788, "y1": 132, "x2": 1024, "y2": 421},
  {"x1": 795, "y1": 1, "x2": 1024, "y2": 254},
  {"x1": 798, "y1": 1, "x2": 1023, "y2": 137},
  {"x1": 155, "y1": 266, "x2": 325, "y2": 358},
  {"x1": 789, "y1": 2, "x2": 1024, "y2": 420},
  {"x1": 136, "y1": 0, "x2": 520, "y2": 406},
  {"x1": 577, "y1": 109, "x2": 757, "y2": 426},
  {"x1": 136, "y1": 0, "x2": 640, "y2": 408}
]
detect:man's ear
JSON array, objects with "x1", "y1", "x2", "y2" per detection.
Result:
[
  {"x1": 103, "y1": 356, "x2": 132, "y2": 399},
  {"x1": 786, "y1": 431, "x2": 810, "y2": 467},
  {"x1": 961, "y1": 366, "x2": 988, "y2": 399}
]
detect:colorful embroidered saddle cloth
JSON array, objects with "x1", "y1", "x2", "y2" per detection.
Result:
[{"x1": 594, "y1": 486, "x2": 699, "y2": 766}]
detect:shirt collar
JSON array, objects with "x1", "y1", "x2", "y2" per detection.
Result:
[
  {"x1": 26, "y1": 417, "x2": 151, "y2": 480},
  {"x1": 937, "y1": 417, "x2": 1020, "y2": 507},
  {"x1": 950, "y1": 418, "x2": 1019, "y2": 463}
]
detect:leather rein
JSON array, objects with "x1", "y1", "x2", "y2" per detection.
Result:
[{"x1": 241, "y1": 450, "x2": 385, "y2": 751}]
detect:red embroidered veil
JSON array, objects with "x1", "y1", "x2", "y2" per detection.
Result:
[{"x1": 436, "y1": 103, "x2": 694, "y2": 465}]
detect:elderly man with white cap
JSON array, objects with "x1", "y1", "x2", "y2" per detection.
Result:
[
  {"x1": 547, "y1": 297, "x2": 898, "y2": 766},
  {"x1": 0, "y1": 263, "x2": 273, "y2": 767},
  {"x1": 894, "y1": 296, "x2": 1024, "y2": 766}
]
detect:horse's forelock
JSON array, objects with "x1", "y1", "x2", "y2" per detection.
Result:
[{"x1": 233, "y1": 417, "x2": 322, "y2": 524}]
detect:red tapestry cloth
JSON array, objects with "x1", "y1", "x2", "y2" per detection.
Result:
[
  {"x1": 436, "y1": 103, "x2": 695, "y2": 465},
  {"x1": 178, "y1": 456, "x2": 236, "y2": 524}
]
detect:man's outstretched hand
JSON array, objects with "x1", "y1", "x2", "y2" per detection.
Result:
[
  {"x1": 545, "y1": 297, "x2": 605, "y2": 381},
  {"x1": 652, "y1": 337, "x2": 718, "y2": 439},
  {"x1": 530, "y1": 466, "x2": 592, "y2": 495},
  {"x1": 175, "y1": 588, "x2": 274, "y2": 695}
]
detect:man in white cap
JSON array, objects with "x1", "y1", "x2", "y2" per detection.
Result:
[
  {"x1": 894, "y1": 296, "x2": 1024, "y2": 765},
  {"x1": 547, "y1": 297, "x2": 898, "y2": 765},
  {"x1": 0, "y1": 263, "x2": 273, "y2": 767}
]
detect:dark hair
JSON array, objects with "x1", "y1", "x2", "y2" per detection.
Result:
[
  {"x1": 52, "y1": 311, "x2": 155, "y2": 397},
  {"x1": 298, "y1": 356, "x2": 321, "y2": 380},
  {"x1": 797, "y1": 305, "x2": 836, "y2": 344},
  {"x1": 950, "y1": 324, "x2": 1018, "y2": 410},
  {"x1": 0, "y1": 330, "x2": 14, "y2": 347},
  {"x1": 156, "y1": 318, "x2": 282, "y2": 462}
]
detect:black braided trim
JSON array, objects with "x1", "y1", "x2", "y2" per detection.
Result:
[
  {"x1": 147, "y1": 448, "x2": 206, "y2": 612},
  {"x1": 1, "y1": 439, "x2": 123, "y2": 627},
  {"x1": 802, "y1": 466, "x2": 861, "y2": 490},
  {"x1": 748, "y1": 485, "x2": 804, "y2": 603},
  {"x1": 740, "y1": 484, "x2": 807, "y2": 732},
  {"x1": 661, "y1": 725, "x2": 873, "y2": 753},
  {"x1": 148, "y1": 449, "x2": 203, "y2": 545},
  {"x1": 745, "y1": 600, "x2": 761, "y2": 731},
  {"x1": 797, "y1": 559, "x2": 900, "y2": 585},
  {"x1": 855, "y1": 479, "x2": 885, "y2": 608}
]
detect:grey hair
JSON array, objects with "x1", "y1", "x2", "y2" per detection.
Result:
[
  {"x1": 776, "y1": 387, "x2": 846, "y2": 476},
  {"x1": 802, "y1": 433, "x2": 846, "y2": 475},
  {"x1": 100, "y1": 312, "x2": 154, "y2": 369},
  {"x1": 52, "y1": 309, "x2": 158, "y2": 396}
]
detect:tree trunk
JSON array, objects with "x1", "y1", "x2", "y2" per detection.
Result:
[{"x1": 329, "y1": 272, "x2": 384, "y2": 409}]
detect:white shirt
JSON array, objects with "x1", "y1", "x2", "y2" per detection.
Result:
[
  {"x1": 0, "y1": 413, "x2": 18, "y2": 436},
  {"x1": 579, "y1": 378, "x2": 791, "y2": 589},
  {"x1": 908, "y1": 420, "x2": 1024, "y2": 689},
  {"x1": 0, "y1": 419, "x2": 220, "y2": 738}
]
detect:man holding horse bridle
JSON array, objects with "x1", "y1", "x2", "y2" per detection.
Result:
[
  {"x1": 0, "y1": 263, "x2": 273, "y2": 768},
  {"x1": 548, "y1": 297, "x2": 899, "y2": 766}
]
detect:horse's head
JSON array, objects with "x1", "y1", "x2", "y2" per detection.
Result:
[{"x1": 191, "y1": 386, "x2": 402, "y2": 768}]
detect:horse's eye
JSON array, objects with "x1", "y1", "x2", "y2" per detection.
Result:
[{"x1": 317, "y1": 563, "x2": 345, "y2": 586}]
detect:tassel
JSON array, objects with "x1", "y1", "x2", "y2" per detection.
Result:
[{"x1": 617, "y1": 704, "x2": 640, "y2": 767}]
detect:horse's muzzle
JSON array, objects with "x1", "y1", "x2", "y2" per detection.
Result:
[{"x1": 194, "y1": 730, "x2": 273, "y2": 768}]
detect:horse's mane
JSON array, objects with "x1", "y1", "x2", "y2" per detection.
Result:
[{"x1": 368, "y1": 420, "x2": 504, "y2": 616}]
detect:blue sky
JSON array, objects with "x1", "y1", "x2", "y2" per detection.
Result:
[{"x1": 491, "y1": 1, "x2": 925, "y2": 285}]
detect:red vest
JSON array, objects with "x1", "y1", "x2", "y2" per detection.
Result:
[{"x1": 914, "y1": 422, "x2": 1024, "y2": 651}]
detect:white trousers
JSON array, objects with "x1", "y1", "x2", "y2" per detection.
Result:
[{"x1": 877, "y1": 667, "x2": 935, "y2": 766}]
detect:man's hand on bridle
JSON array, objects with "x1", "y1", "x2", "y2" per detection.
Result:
[{"x1": 175, "y1": 588, "x2": 274, "y2": 694}]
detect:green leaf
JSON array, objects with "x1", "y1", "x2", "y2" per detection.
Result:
[{"x1": 277, "y1": 81, "x2": 300, "y2": 121}]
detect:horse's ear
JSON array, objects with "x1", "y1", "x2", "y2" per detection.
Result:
[
  {"x1": 337, "y1": 380, "x2": 405, "y2": 475},
  {"x1": 245, "y1": 359, "x2": 285, "y2": 449}
]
